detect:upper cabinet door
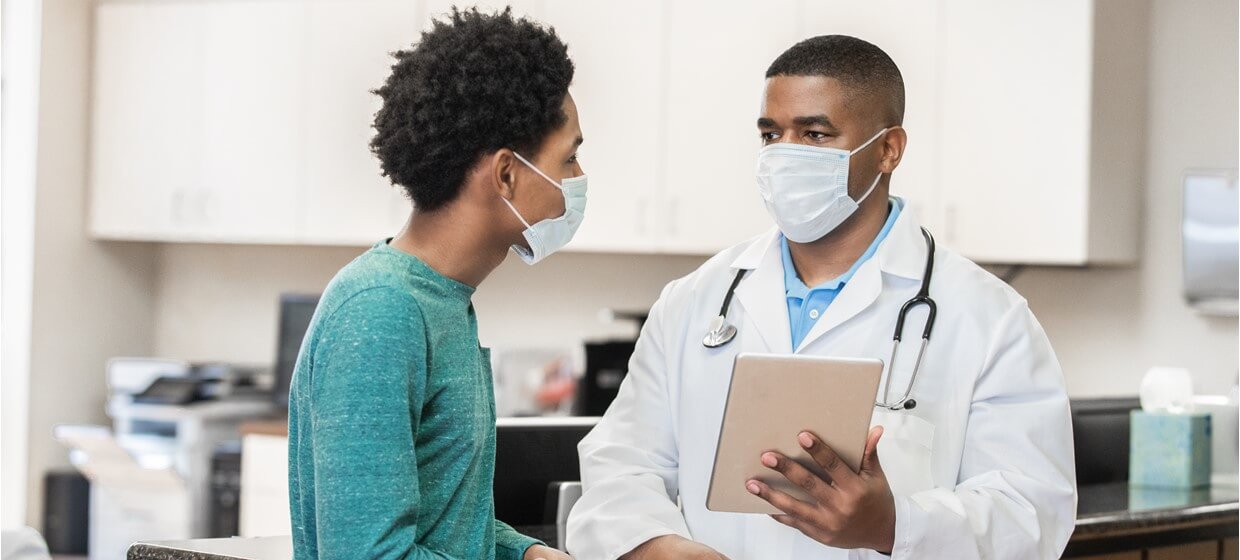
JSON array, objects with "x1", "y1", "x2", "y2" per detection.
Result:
[
  {"x1": 799, "y1": 0, "x2": 943, "y2": 234},
  {"x1": 658, "y1": 0, "x2": 797, "y2": 254},
  {"x1": 194, "y1": 1, "x2": 306, "y2": 242},
  {"x1": 300, "y1": 0, "x2": 417, "y2": 245},
  {"x1": 939, "y1": 0, "x2": 1095, "y2": 264},
  {"x1": 91, "y1": 2, "x2": 207, "y2": 240},
  {"x1": 543, "y1": 0, "x2": 664, "y2": 253}
]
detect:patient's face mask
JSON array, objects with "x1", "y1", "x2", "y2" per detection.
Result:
[
  {"x1": 500, "y1": 152, "x2": 588, "y2": 265},
  {"x1": 756, "y1": 128, "x2": 888, "y2": 243}
]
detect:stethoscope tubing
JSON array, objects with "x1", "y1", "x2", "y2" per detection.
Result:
[{"x1": 703, "y1": 228, "x2": 937, "y2": 411}]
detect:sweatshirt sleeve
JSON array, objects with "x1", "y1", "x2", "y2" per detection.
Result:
[{"x1": 308, "y1": 287, "x2": 463, "y2": 560}]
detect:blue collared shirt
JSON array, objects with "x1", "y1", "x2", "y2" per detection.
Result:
[{"x1": 781, "y1": 198, "x2": 903, "y2": 350}]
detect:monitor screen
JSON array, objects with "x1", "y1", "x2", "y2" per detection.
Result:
[{"x1": 273, "y1": 293, "x2": 320, "y2": 409}]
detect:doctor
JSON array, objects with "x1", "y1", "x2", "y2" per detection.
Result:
[{"x1": 567, "y1": 35, "x2": 1076, "y2": 559}]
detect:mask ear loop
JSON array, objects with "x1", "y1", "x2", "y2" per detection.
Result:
[
  {"x1": 849, "y1": 127, "x2": 891, "y2": 205},
  {"x1": 499, "y1": 151, "x2": 547, "y2": 230},
  {"x1": 848, "y1": 127, "x2": 890, "y2": 156},
  {"x1": 512, "y1": 151, "x2": 564, "y2": 189}
]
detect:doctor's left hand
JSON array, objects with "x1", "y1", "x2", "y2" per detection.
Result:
[{"x1": 746, "y1": 426, "x2": 896, "y2": 554}]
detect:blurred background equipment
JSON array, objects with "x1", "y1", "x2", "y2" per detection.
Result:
[
  {"x1": 272, "y1": 293, "x2": 321, "y2": 410},
  {"x1": 1182, "y1": 170, "x2": 1239, "y2": 316}
]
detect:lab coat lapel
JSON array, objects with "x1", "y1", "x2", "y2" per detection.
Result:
[
  {"x1": 795, "y1": 259, "x2": 882, "y2": 353},
  {"x1": 794, "y1": 209, "x2": 927, "y2": 353},
  {"x1": 730, "y1": 231, "x2": 794, "y2": 355}
]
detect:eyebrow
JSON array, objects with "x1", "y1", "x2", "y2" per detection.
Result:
[
  {"x1": 793, "y1": 115, "x2": 836, "y2": 129},
  {"x1": 756, "y1": 115, "x2": 838, "y2": 130},
  {"x1": 574, "y1": 135, "x2": 584, "y2": 147}
]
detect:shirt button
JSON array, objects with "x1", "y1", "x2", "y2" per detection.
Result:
[{"x1": 809, "y1": 309, "x2": 820, "y2": 319}]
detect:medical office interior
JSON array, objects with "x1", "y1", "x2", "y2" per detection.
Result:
[{"x1": 1, "y1": 0, "x2": 1238, "y2": 558}]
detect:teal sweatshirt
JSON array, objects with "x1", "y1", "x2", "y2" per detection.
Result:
[{"x1": 288, "y1": 241, "x2": 540, "y2": 559}]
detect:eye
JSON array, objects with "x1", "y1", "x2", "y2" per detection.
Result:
[
  {"x1": 760, "y1": 131, "x2": 780, "y2": 143},
  {"x1": 567, "y1": 152, "x2": 578, "y2": 164},
  {"x1": 805, "y1": 131, "x2": 829, "y2": 141}
]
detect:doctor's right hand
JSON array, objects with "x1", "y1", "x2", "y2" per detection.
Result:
[{"x1": 622, "y1": 535, "x2": 732, "y2": 560}]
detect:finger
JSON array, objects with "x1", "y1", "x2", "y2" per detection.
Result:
[
  {"x1": 770, "y1": 514, "x2": 831, "y2": 545},
  {"x1": 762, "y1": 451, "x2": 836, "y2": 502},
  {"x1": 860, "y1": 425, "x2": 885, "y2": 475},
  {"x1": 746, "y1": 479, "x2": 816, "y2": 519},
  {"x1": 797, "y1": 432, "x2": 859, "y2": 488}
]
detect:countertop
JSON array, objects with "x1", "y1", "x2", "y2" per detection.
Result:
[{"x1": 128, "y1": 483, "x2": 1238, "y2": 559}]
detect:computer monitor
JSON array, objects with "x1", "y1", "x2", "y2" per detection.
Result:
[
  {"x1": 493, "y1": 417, "x2": 598, "y2": 527},
  {"x1": 273, "y1": 293, "x2": 320, "y2": 409}
]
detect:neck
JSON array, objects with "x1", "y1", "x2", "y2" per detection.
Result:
[
  {"x1": 389, "y1": 206, "x2": 511, "y2": 288},
  {"x1": 787, "y1": 193, "x2": 891, "y2": 286}
]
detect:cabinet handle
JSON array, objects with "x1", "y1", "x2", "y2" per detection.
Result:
[
  {"x1": 667, "y1": 196, "x2": 678, "y2": 237},
  {"x1": 172, "y1": 188, "x2": 184, "y2": 225},
  {"x1": 637, "y1": 197, "x2": 648, "y2": 236},
  {"x1": 944, "y1": 203, "x2": 956, "y2": 244}
]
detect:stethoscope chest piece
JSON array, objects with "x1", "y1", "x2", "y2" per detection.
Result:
[{"x1": 702, "y1": 315, "x2": 738, "y2": 348}]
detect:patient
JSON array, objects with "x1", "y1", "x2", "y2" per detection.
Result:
[{"x1": 287, "y1": 8, "x2": 584, "y2": 559}]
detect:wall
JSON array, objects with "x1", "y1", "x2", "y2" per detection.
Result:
[
  {"x1": 1, "y1": 0, "x2": 44, "y2": 530},
  {"x1": 22, "y1": 0, "x2": 159, "y2": 528},
  {"x1": 1015, "y1": 0, "x2": 1239, "y2": 398},
  {"x1": 151, "y1": 244, "x2": 705, "y2": 363}
]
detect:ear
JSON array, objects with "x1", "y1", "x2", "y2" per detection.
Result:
[
  {"x1": 879, "y1": 126, "x2": 908, "y2": 174},
  {"x1": 489, "y1": 148, "x2": 520, "y2": 200}
]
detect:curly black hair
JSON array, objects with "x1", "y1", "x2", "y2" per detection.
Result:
[
  {"x1": 766, "y1": 35, "x2": 905, "y2": 125},
  {"x1": 370, "y1": 7, "x2": 574, "y2": 212}
]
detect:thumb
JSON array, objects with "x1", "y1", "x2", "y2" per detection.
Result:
[{"x1": 861, "y1": 425, "x2": 884, "y2": 474}]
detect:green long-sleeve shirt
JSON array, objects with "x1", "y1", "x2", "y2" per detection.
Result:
[{"x1": 288, "y1": 240, "x2": 540, "y2": 559}]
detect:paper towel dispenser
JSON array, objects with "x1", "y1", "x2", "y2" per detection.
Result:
[{"x1": 1182, "y1": 170, "x2": 1238, "y2": 316}]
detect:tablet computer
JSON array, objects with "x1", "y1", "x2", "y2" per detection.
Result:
[{"x1": 706, "y1": 353, "x2": 883, "y2": 514}]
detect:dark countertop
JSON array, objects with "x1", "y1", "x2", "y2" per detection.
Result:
[
  {"x1": 129, "y1": 483, "x2": 1239, "y2": 559},
  {"x1": 1074, "y1": 481, "x2": 1239, "y2": 537},
  {"x1": 128, "y1": 536, "x2": 290, "y2": 560}
]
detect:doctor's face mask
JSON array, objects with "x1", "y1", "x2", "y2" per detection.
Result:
[{"x1": 756, "y1": 127, "x2": 888, "y2": 243}]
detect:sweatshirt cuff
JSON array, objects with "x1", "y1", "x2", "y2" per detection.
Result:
[{"x1": 497, "y1": 533, "x2": 544, "y2": 560}]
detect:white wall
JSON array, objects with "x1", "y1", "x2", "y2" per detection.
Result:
[
  {"x1": 22, "y1": 0, "x2": 159, "y2": 528},
  {"x1": 1014, "y1": 0, "x2": 1238, "y2": 398},
  {"x1": 1, "y1": 0, "x2": 44, "y2": 531},
  {"x1": 151, "y1": 245, "x2": 706, "y2": 363}
]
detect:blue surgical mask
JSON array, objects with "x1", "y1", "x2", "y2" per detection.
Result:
[
  {"x1": 501, "y1": 153, "x2": 588, "y2": 264},
  {"x1": 756, "y1": 128, "x2": 888, "y2": 243}
]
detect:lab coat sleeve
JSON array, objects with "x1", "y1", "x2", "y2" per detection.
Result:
[
  {"x1": 884, "y1": 300, "x2": 1077, "y2": 560},
  {"x1": 567, "y1": 281, "x2": 693, "y2": 560}
]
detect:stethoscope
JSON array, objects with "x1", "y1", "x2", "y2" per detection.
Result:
[{"x1": 702, "y1": 228, "x2": 938, "y2": 411}]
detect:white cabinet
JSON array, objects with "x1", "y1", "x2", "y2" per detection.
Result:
[
  {"x1": 658, "y1": 0, "x2": 792, "y2": 253},
  {"x1": 196, "y1": 2, "x2": 304, "y2": 242},
  {"x1": 91, "y1": 1, "x2": 304, "y2": 243},
  {"x1": 91, "y1": 0, "x2": 409, "y2": 245},
  {"x1": 542, "y1": 0, "x2": 665, "y2": 253},
  {"x1": 91, "y1": 2, "x2": 207, "y2": 241},
  {"x1": 300, "y1": 0, "x2": 416, "y2": 245},
  {"x1": 936, "y1": 0, "x2": 1141, "y2": 264},
  {"x1": 90, "y1": 0, "x2": 1140, "y2": 263},
  {"x1": 238, "y1": 433, "x2": 290, "y2": 537}
]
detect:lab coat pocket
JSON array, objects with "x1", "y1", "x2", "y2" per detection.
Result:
[{"x1": 870, "y1": 409, "x2": 936, "y2": 496}]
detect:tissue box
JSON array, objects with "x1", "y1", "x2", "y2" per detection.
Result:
[{"x1": 1129, "y1": 411, "x2": 1212, "y2": 488}]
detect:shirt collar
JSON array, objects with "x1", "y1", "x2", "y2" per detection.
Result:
[{"x1": 780, "y1": 198, "x2": 904, "y2": 297}]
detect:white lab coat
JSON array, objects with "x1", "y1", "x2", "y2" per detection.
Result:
[{"x1": 567, "y1": 208, "x2": 1077, "y2": 560}]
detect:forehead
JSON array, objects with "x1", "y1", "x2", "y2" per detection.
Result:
[{"x1": 760, "y1": 75, "x2": 864, "y2": 123}]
